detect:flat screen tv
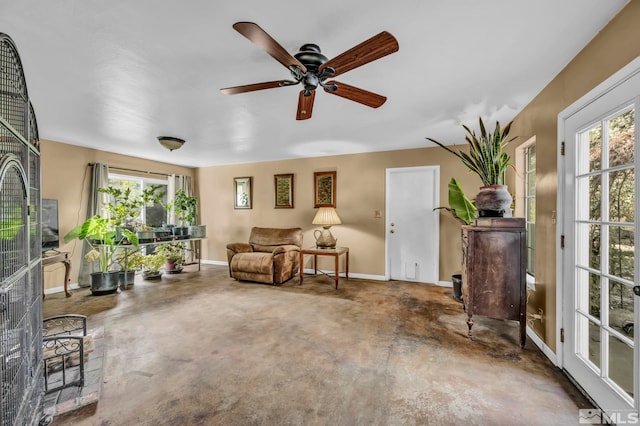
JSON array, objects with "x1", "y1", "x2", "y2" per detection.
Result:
[{"x1": 42, "y1": 198, "x2": 59, "y2": 252}]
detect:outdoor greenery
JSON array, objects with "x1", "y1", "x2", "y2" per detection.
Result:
[
  {"x1": 587, "y1": 108, "x2": 635, "y2": 330},
  {"x1": 426, "y1": 117, "x2": 515, "y2": 186},
  {"x1": 99, "y1": 183, "x2": 165, "y2": 228}
]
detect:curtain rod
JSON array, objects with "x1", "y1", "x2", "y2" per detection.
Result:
[{"x1": 88, "y1": 163, "x2": 172, "y2": 177}]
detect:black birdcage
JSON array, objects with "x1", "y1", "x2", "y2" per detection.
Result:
[{"x1": 0, "y1": 32, "x2": 44, "y2": 426}]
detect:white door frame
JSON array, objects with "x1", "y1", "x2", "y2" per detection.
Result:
[
  {"x1": 385, "y1": 165, "x2": 440, "y2": 282},
  {"x1": 557, "y1": 55, "x2": 640, "y2": 369}
]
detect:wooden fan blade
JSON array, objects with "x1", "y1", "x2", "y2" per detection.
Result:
[
  {"x1": 296, "y1": 90, "x2": 315, "y2": 120},
  {"x1": 233, "y1": 22, "x2": 307, "y2": 73},
  {"x1": 319, "y1": 31, "x2": 399, "y2": 77},
  {"x1": 220, "y1": 80, "x2": 296, "y2": 95},
  {"x1": 324, "y1": 81, "x2": 387, "y2": 108}
]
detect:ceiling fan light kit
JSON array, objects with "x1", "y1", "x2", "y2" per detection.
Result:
[
  {"x1": 157, "y1": 136, "x2": 186, "y2": 151},
  {"x1": 220, "y1": 22, "x2": 399, "y2": 120}
]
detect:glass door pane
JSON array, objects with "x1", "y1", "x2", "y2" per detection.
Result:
[{"x1": 575, "y1": 106, "x2": 636, "y2": 403}]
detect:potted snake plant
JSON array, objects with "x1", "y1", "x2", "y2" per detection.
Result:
[{"x1": 427, "y1": 117, "x2": 516, "y2": 217}]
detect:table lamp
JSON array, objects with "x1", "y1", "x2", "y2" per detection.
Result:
[{"x1": 312, "y1": 207, "x2": 342, "y2": 248}]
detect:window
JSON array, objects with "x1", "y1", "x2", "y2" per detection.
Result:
[
  {"x1": 524, "y1": 145, "x2": 536, "y2": 276},
  {"x1": 516, "y1": 136, "x2": 536, "y2": 289},
  {"x1": 106, "y1": 174, "x2": 168, "y2": 227}
]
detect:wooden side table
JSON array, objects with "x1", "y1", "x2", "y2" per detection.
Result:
[
  {"x1": 42, "y1": 251, "x2": 72, "y2": 298},
  {"x1": 299, "y1": 247, "x2": 349, "y2": 289}
]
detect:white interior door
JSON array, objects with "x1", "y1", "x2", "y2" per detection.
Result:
[
  {"x1": 560, "y1": 61, "x2": 640, "y2": 421},
  {"x1": 386, "y1": 166, "x2": 439, "y2": 283}
]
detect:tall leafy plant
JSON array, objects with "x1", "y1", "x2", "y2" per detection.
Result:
[
  {"x1": 64, "y1": 215, "x2": 139, "y2": 273},
  {"x1": 434, "y1": 178, "x2": 478, "y2": 225},
  {"x1": 427, "y1": 117, "x2": 515, "y2": 186},
  {"x1": 173, "y1": 190, "x2": 198, "y2": 226}
]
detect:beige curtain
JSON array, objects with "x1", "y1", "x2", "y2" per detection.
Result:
[
  {"x1": 169, "y1": 175, "x2": 196, "y2": 263},
  {"x1": 78, "y1": 163, "x2": 109, "y2": 286}
]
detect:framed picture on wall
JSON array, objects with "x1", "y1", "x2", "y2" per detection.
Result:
[
  {"x1": 234, "y1": 176, "x2": 252, "y2": 209},
  {"x1": 274, "y1": 173, "x2": 294, "y2": 208},
  {"x1": 314, "y1": 171, "x2": 336, "y2": 208}
]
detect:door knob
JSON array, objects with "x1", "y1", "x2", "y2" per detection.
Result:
[{"x1": 634, "y1": 286, "x2": 640, "y2": 296}]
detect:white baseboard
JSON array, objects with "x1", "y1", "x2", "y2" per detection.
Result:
[
  {"x1": 200, "y1": 259, "x2": 227, "y2": 266},
  {"x1": 302, "y1": 268, "x2": 385, "y2": 281},
  {"x1": 44, "y1": 283, "x2": 82, "y2": 295},
  {"x1": 436, "y1": 280, "x2": 453, "y2": 288},
  {"x1": 526, "y1": 326, "x2": 558, "y2": 366}
]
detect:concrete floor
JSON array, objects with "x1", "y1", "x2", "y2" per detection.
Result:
[{"x1": 43, "y1": 264, "x2": 594, "y2": 425}]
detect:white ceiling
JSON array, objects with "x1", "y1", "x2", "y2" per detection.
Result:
[{"x1": 0, "y1": 0, "x2": 628, "y2": 168}]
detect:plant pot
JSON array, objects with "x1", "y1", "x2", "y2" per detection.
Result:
[
  {"x1": 164, "y1": 258, "x2": 182, "y2": 273},
  {"x1": 475, "y1": 185, "x2": 512, "y2": 218},
  {"x1": 451, "y1": 274, "x2": 463, "y2": 303},
  {"x1": 119, "y1": 270, "x2": 136, "y2": 289},
  {"x1": 90, "y1": 271, "x2": 120, "y2": 295},
  {"x1": 188, "y1": 225, "x2": 206, "y2": 238},
  {"x1": 153, "y1": 229, "x2": 172, "y2": 241},
  {"x1": 142, "y1": 270, "x2": 162, "y2": 280},
  {"x1": 173, "y1": 226, "x2": 189, "y2": 239},
  {"x1": 136, "y1": 231, "x2": 154, "y2": 243}
]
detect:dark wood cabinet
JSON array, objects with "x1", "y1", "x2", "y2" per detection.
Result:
[{"x1": 461, "y1": 218, "x2": 527, "y2": 347}]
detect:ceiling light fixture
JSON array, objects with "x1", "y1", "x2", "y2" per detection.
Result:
[{"x1": 157, "y1": 136, "x2": 185, "y2": 151}]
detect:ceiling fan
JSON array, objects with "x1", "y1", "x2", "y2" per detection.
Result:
[{"x1": 220, "y1": 22, "x2": 399, "y2": 120}]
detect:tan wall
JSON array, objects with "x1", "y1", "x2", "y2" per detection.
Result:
[
  {"x1": 196, "y1": 148, "x2": 479, "y2": 278},
  {"x1": 40, "y1": 139, "x2": 195, "y2": 291},
  {"x1": 505, "y1": 0, "x2": 640, "y2": 350},
  {"x1": 42, "y1": 138, "x2": 477, "y2": 292}
]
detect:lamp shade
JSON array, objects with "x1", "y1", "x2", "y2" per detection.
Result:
[
  {"x1": 157, "y1": 136, "x2": 185, "y2": 151},
  {"x1": 312, "y1": 207, "x2": 342, "y2": 226}
]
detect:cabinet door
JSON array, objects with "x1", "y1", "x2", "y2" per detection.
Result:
[{"x1": 466, "y1": 229, "x2": 523, "y2": 321}]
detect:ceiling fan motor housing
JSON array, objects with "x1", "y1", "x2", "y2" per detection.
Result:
[
  {"x1": 294, "y1": 44, "x2": 336, "y2": 94},
  {"x1": 294, "y1": 44, "x2": 328, "y2": 71}
]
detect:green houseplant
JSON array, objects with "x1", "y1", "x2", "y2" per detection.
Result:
[
  {"x1": 427, "y1": 117, "x2": 516, "y2": 216},
  {"x1": 100, "y1": 184, "x2": 165, "y2": 281},
  {"x1": 141, "y1": 253, "x2": 165, "y2": 279},
  {"x1": 154, "y1": 242, "x2": 185, "y2": 273},
  {"x1": 64, "y1": 215, "x2": 139, "y2": 294},
  {"x1": 173, "y1": 189, "x2": 206, "y2": 238},
  {"x1": 435, "y1": 178, "x2": 478, "y2": 226}
]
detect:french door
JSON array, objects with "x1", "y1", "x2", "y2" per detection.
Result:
[{"x1": 561, "y1": 61, "x2": 640, "y2": 421}]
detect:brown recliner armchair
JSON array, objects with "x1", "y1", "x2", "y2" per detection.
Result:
[{"x1": 226, "y1": 227, "x2": 303, "y2": 285}]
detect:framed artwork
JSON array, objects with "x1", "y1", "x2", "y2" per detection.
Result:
[
  {"x1": 314, "y1": 171, "x2": 336, "y2": 208},
  {"x1": 234, "y1": 176, "x2": 252, "y2": 209},
  {"x1": 274, "y1": 173, "x2": 294, "y2": 208}
]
